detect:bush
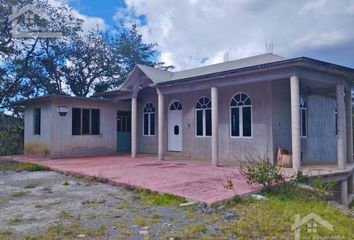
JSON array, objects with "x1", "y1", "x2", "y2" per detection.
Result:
[{"x1": 240, "y1": 155, "x2": 284, "y2": 189}]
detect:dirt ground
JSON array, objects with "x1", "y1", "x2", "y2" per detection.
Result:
[{"x1": 0, "y1": 169, "x2": 228, "y2": 240}]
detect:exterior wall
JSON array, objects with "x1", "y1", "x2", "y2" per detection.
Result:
[
  {"x1": 24, "y1": 103, "x2": 53, "y2": 157},
  {"x1": 137, "y1": 88, "x2": 158, "y2": 154},
  {"x1": 271, "y1": 79, "x2": 337, "y2": 163},
  {"x1": 137, "y1": 81, "x2": 274, "y2": 162},
  {"x1": 271, "y1": 79, "x2": 292, "y2": 159},
  {"x1": 24, "y1": 98, "x2": 130, "y2": 158},
  {"x1": 305, "y1": 95, "x2": 337, "y2": 162}
]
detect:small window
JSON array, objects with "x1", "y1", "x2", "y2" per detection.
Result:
[
  {"x1": 230, "y1": 93, "x2": 252, "y2": 137},
  {"x1": 195, "y1": 97, "x2": 212, "y2": 137},
  {"x1": 72, "y1": 108, "x2": 100, "y2": 135},
  {"x1": 143, "y1": 103, "x2": 155, "y2": 136},
  {"x1": 34, "y1": 108, "x2": 41, "y2": 135},
  {"x1": 300, "y1": 96, "x2": 307, "y2": 138}
]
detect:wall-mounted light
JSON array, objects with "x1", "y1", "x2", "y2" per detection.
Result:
[{"x1": 57, "y1": 106, "x2": 68, "y2": 116}]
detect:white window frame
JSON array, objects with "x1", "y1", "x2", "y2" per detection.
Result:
[
  {"x1": 230, "y1": 93, "x2": 253, "y2": 138},
  {"x1": 195, "y1": 97, "x2": 212, "y2": 137},
  {"x1": 143, "y1": 103, "x2": 155, "y2": 136}
]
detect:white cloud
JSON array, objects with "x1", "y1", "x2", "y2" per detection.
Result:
[
  {"x1": 48, "y1": 0, "x2": 106, "y2": 32},
  {"x1": 119, "y1": 0, "x2": 354, "y2": 70}
]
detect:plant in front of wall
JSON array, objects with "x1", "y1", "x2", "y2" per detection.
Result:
[{"x1": 239, "y1": 155, "x2": 285, "y2": 190}]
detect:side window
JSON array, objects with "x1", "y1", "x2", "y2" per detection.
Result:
[
  {"x1": 230, "y1": 93, "x2": 252, "y2": 137},
  {"x1": 143, "y1": 103, "x2": 155, "y2": 136},
  {"x1": 34, "y1": 108, "x2": 41, "y2": 135},
  {"x1": 72, "y1": 108, "x2": 100, "y2": 135},
  {"x1": 195, "y1": 97, "x2": 212, "y2": 137}
]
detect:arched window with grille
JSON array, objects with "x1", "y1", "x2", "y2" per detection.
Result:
[
  {"x1": 143, "y1": 103, "x2": 155, "y2": 136},
  {"x1": 195, "y1": 97, "x2": 212, "y2": 137},
  {"x1": 230, "y1": 93, "x2": 252, "y2": 137}
]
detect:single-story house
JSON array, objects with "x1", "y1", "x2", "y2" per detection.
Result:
[{"x1": 18, "y1": 53, "x2": 354, "y2": 172}]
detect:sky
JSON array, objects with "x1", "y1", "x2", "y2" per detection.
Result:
[{"x1": 67, "y1": 0, "x2": 354, "y2": 71}]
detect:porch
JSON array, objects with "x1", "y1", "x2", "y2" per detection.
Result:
[{"x1": 8, "y1": 155, "x2": 354, "y2": 205}]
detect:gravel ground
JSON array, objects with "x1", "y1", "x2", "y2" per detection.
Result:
[{"x1": 0, "y1": 170, "x2": 229, "y2": 239}]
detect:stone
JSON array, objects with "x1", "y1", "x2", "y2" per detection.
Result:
[
  {"x1": 143, "y1": 226, "x2": 149, "y2": 230},
  {"x1": 251, "y1": 194, "x2": 268, "y2": 200},
  {"x1": 139, "y1": 230, "x2": 148, "y2": 235},
  {"x1": 77, "y1": 234, "x2": 86, "y2": 238},
  {"x1": 179, "y1": 201, "x2": 195, "y2": 207},
  {"x1": 217, "y1": 205, "x2": 224, "y2": 211},
  {"x1": 223, "y1": 210, "x2": 238, "y2": 220}
]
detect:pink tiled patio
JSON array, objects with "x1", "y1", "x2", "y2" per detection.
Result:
[{"x1": 9, "y1": 155, "x2": 262, "y2": 204}]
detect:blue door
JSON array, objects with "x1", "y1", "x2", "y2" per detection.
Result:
[{"x1": 117, "y1": 111, "x2": 131, "y2": 152}]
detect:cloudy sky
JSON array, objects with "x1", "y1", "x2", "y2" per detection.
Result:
[{"x1": 68, "y1": 0, "x2": 354, "y2": 70}]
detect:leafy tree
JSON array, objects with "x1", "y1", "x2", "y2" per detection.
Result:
[
  {"x1": 103, "y1": 24, "x2": 174, "y2": 91},
  {"x1": 62, "y1": 30, "x2": 115, "y2": 97}
]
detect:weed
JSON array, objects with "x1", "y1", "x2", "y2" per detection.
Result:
[
  {"x1": 134, "y1": 216, "x2": 147, "y2": 226},
  {"x1": 57, "y1": 210, "x2": 75, "y2": 220},
  {"x1": 135, "y1": 189, "x2": 185, "y2": 206},
  {"x1": 25, "y1": 181, "x2": 39, "y2": 189},
  {"x1": 62, "y1": 180, "x2": 69, "y2": 186},
  {"x1": 183, "y1": 224, "x2": 207, "y2": 238},
  {"x1": 34, "y1": 204, "x2": 43, "y2": 208},
  {"x1": 0, "y1": 160, "x2": 49, "y2": 172},
  {"x1": 10, "y1": 191, "x2": 29, "y2": 198},
  {"x1": 7, "y1": 217, "x2": 22, "y2": 225},
  {"x1": 310, "y1": 177, "x2": 338, "y2": 200}
]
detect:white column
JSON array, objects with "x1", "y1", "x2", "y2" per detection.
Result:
[
  {"x1": 336, "y1": 84, "x2": 346, "y2": 170},
  {"x1": 345, "y1": 89, "x2": 353, "y2": 163},
  {"x1": 157, "y1": 91, "x2": 164, "y2": 161},
  {"x1": 211, "y1": 87, "x2": 219, "y2": 167},
  {"x1": 131, "y1": 95, "x2": 137, "y2": 158},
  {"x1": 290, "y1": 76, "x2": 301, "y2": 172},
  {"x1": 340, "y1": 179, "x2": 348, "y2": 206}
]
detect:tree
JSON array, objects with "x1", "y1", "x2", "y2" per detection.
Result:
[
  {"x1": 0, "y1": 0, "x2": 82, "y2": 108},
  {"x1": 104, "y1": 24, "x2": 174, "y2": 91},
  {"x1": 62, "y1": 30, "x2": 115, "y2": 97}
]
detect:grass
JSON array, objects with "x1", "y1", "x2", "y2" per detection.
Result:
[
  {"x1": 134, "y1": 189, "x2": 185, "y2": 206},
  {"x1": 212, "y1": 184, "x2": 354, "y2": 240},
  {"x1": 10, "y1": 191, "x2": 29, "y2": 198},
  {"x1": 0, "y1": 160, "x2": 49, "y2": 173}
]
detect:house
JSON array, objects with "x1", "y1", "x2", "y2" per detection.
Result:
[{"x1": 18, "y1": 53, "x2": 354, "y2": 173}]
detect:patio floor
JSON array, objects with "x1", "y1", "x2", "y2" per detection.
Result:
[{"x1": 8, "y1": 155, "x2": 262, "y2": 204}]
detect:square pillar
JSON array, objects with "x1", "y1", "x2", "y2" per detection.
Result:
[
  {"x1": 340, "y1": 179, "x2": 348, "y2": 206},
  {"x1": 157, "y1": 90, "x2": 164, "y2": 161},
  {"x1": 349, "y1": 173, "x2": 354, "y2": 194},
  {"x1": 290, "y1": 76, "x2": 301, "y2": 172},
  {"x1": 336, "y1": 84, "x2": 346, "y2": 170},
  {"x1": 211, "y1": 87, "x2": 219, "y2": 167},
  {"x1": 131, "y1": 96, "x2": 137, "y2": 158},
  {"x1": 345, "y1": 89, "x2": 353, "y2": 163}
]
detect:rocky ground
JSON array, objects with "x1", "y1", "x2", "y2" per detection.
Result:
[
  {"x1": 0, "y1": 169, "x2": 236, "y2": 240},
  {"x1": 0, "y1": 161, "x2": 353, "y2": 240}
]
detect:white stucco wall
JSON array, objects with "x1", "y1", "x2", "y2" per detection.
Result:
[
  {"x1": 24, "y1": 98, "x2": 130, "y2": 158},
  {"x1": 137, "y1": 81, "x2": 274, "y2": 162},
  {"x1": 24, "y1": 103, "x2": 53, "y2": 156}
]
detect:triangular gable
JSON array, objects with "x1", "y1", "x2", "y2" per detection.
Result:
[{"x1": 120, "y1": 65, "x2": 173, "y2": 91}]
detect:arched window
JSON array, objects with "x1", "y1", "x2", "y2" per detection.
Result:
[
  {"x1": 143, "y1": 103, "x2": 155, "y2": 136},
  {"x1": 300, "y1": 96, "x2": 307, "y2": 138},
  {"x1": 230, "y1": 93, "x2": 252, "y2": 137},
  {"x1": 169, "y1": 101, "x2": 182, "y2": 110},
  {"x1": 195, "y1": 97, "x2": 211, "y2": 136}
]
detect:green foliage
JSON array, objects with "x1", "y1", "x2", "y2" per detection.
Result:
[
  {"x1": 240, "y1": 155, "x2": 284, "y2": 189},
  {"x1": 0, "y1": 113, "x2": 24, "y2": 156},
  {"x1": 0, "y1": 160, "x2": 49, "y2": 173},
  {"x1": 134, "y1": 188, "x2": 185, "y2": 206},
  {"x1": 310, "y1": 177, "x2": 338, "y2": 200}
]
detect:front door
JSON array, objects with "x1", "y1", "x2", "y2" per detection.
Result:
[
  {"x1": 168, "y1": 101, "x2": 182, "y2": 152},
  {"x1": 117, "y1": 111, "x2": 131, "y2": 152}
]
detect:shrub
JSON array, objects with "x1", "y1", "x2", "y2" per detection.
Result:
[{"x1": 240, "y1": 155, "x2": 284, "y2": 189}]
